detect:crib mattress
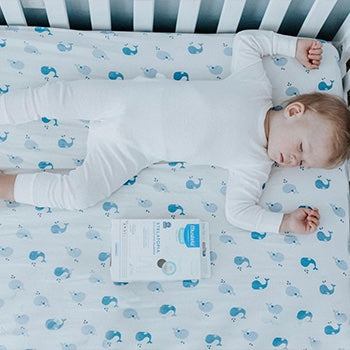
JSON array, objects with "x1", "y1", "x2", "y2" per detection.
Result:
[{"x1": 0, "y1": 26, "x2": 349, "y2": 350}]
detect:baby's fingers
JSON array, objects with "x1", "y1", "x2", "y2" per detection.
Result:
[
  {"x1": 308, "y1": 53, "x2": 321, "y2": 60},
  {"x1": 307, "y1": 220, "x2": 318, "y2": 234},
  {"x1": 312, "y1": 40, "x2": 322, "y2": 49},
  {"x1": 311, "y1": 208, "x2": 320, "y2": 219},
  {"x1": 307, "y1": 215, "x2": 319, "y2": 228}
]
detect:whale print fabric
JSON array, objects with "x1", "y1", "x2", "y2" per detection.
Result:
[{"x1": 0, "y1": 26, "x2": 348, "y2": 349}]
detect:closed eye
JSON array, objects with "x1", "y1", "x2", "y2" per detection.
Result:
[{"x1": 299, "y1": 143, "x2": 303, "y2": 152}]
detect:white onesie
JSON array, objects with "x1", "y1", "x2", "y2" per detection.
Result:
[{"x1": 0, "y1": 30, "x2": 297, "y2": 233}]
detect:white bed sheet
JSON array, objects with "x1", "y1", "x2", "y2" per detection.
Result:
[{"x1": 0, "y1": 26, "x2": 349, "y2": 350}]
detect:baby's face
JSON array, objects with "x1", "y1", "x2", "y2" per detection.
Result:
[{"x1": 267, "y1": 109, "x2": 335, "y2": 169}]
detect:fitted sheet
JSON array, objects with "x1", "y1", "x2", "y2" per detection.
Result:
[{"x1": 0, "y1": 26, "x2": 349, "y2": 350}]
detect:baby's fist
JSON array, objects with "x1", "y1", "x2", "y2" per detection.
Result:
[{"x1": 280, "y1": 208, "x2": 320, "y2": 234}]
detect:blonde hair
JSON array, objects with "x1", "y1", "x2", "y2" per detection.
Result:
[{"x1": 283, "y1": 92, "x2": 350, "y2": 168}]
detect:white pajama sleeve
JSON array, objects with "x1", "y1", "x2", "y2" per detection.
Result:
[
  {"x1": 225, "y1": 168, "x2": 284, "y2": 234},
  {"x1": 231, "y1": 30, "x2": 297, "y2": 75}
]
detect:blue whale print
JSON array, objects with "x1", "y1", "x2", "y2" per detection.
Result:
[
  {"x1": 234, "y1": 256, "x2": 252, "y2": 268},
  {"x1": 267, "y1": 303, "x2": 283, "y2": 315},
  {"x1": 58, "y1": 137, "x2": 75, "y2": 148},
  {"x1": 297, "y1": 310, "x2": 313, "y2": 322},
  {"x1": 51, "y1": 222, "x2": 69, "y2": 234},
  {"x1": 41, "y1": 65, "x2": 58, "y2": 78},
  {"x1": 105, "y1": 330, "x2": 122, "y2": 342},
  {"x1": 45, "y1": 318, "x2": 66, "y2": 330},
  {"x1": 315, "y1": 178, "x2": 331, "y2": 189},
  {"x1": 319, "y1": 283, "x2": 336, "y2": 295},
  {"x1": 272, "y1": 337, "x2": 288, "y2": 348},
  {"x1": 318, "y1": 79, "x2": 334, "y2": 91},
  {"x1": 174, "y1": 71, "x2": 189, "y2": 81},
  {"x1": 183, "y1": 279, "x2": 199, "y2": 288},
  {"x1": 188, "y1": 43, "x2": 203, "y2": 54},
  {"x1": 35, "y1": 27, "x2": 53, "y2": 35},
  {"x1": 198, "y1": 301, "x2": 213, "y2": 313},
  {"x1": 186, "y1": 177, "x2": 202, "y2": 189},
  {"x1": 135, "y1": 331, "x2": 152, "y2": 343},
  {"x1": 317, "y1": 230, "x2": 333, "y2": 242},
  {"x1": 101, "y1": 296, "x2": 118, "y2": 307},
  {"x1": 57, "y1": 42, "x2": 73, "y2": 52},
  {"x1": 330, "y1": 204, "x2": 345, "y2": 218},
  {"x1": 324, "y1": 323, "x2": 341, "y2": 335},
  {"x1": 0, "y1": 84, "x2": 10, "y2": 94},
  {"x1": 123, "y1": 44, "x2": 138, "y2": 56},
  {"x1": 300, "y1": 257, "x2": 318, "y2": 270},
  {"x1": 168, "y1": 204, "x2": 185, "y2": 216},
  {"x1": 252, "y1": 278, "x2": 269, "y2": 290},
  {"x1": 29, "y1": 250, "x2": 46, "y2": 262},
  {"x1": 160, "y1": 304, "x2": 176, "y2": 316},
  {"x1": 285, "y1": 84, "x2": 299, "y2": 96},
  {"x1": 251, "y1": 231, "x2": 266, "y2": 240},
  {"x1": 103, "y1": 201, "x2": 119, "y2": 213},
  {"x1": 230, "y1": 307, "x2": 247, "y2": 319},
  {"x1": 108, "y1": 71, "x2": 124, "y2": 80},
  {"x1": 205, "y1": 334, "x2": 222, "y2": 346}
]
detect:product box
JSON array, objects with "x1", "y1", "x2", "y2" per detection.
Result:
[{"x1": 110, "y1": 219, "x2": 211, "y2": 282}]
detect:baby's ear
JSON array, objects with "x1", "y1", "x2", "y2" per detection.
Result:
[{"x1": 284, "y1": 102, "x2": 305, "y2": 118}]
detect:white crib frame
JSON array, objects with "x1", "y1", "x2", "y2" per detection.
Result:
[{"x1": 0, "y1": 0, "x2": 349, "y2": 103}]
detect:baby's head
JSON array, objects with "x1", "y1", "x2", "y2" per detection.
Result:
[{"x1": 266, "y1": 92, "x2": 350, "y2": 169}]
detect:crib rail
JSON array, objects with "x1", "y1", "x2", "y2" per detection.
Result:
[
  {"x1": 0, "y1": 0, "x2": 349, "y2": 103},
  {"x1": 0, "y1": 0, "x2": 346, "y2": 37}
]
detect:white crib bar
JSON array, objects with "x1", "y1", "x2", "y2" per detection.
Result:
[
  {"x1": 0, "y1": 0, "x2": 26, "y2": 26},
  {"x1": 298, "y1": 0, "x2": 337, "y2": 38},
  {"x1": 175, "y1": 0, "x2": 201, "y2": 33},
  {"x1": 343, "y1": 72, "x2": 350, "y2": 103},
  {"x1": 133, "y1": 0, "x2": 154, "y2": 32},
  {"x1": 259, "y1": 0, "x2": 291, "y2": 32},
  {"x1": 88, "y1": 0, "x2": 111, "y2": 30},
  {"x1": 44, "y1": 0, "x2": 69, "y2": 29},
  {"x1": 333, "y1": 13, "x2": 350, "y2": 83},
  {"x1": 217, "y1": 0, "x2": 245, "y2": 33}
]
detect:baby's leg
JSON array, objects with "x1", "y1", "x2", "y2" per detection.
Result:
[
  {"x1": 0, "y1": 79, "x2": 164, "y2": 124},
  {"x1": 10, "y1": 138, "x2": 151, "y2": 209}
]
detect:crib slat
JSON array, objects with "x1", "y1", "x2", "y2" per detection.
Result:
[
  {"x1": 217, "y1": 0, "x2": 245, "y2": 33},
  {"x1": 333, "y1": 13, "x2": 350, "y2": 77},
  {"x1": 333, "y1": 13, "x2": 350, "y2": 43},
  {"x1": 259, "y1": 0, "x2": 291, "y2": 32},
  {"x1": 298, "y1": 0, "x2": 337, "y2": 38},
  {"x1": 343, "y1": 71, "x2": 350, "y2": 104},
  {"x1": 44, "y1": 0, "x2": 69, "y2": 29},
  {"x1": 0, "y1": 0, "x2": 26, "y2": 25},
  {"x1": 88, "y1": 0, "x2": 111, "y2": 30},
  {"x1": 133, "y1": 0, "x2": 154, "y2": 32},
  {"x1": 176, "y1": 0, "x2": 201, "y2": 33}
]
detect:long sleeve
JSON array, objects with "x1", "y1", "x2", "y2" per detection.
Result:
[
  {"x1": 231, "y1": 29, "x2": 297, "y2": 75},
  {"x1": 225, "y1": 166, "x2": 284, "y2": 234}
]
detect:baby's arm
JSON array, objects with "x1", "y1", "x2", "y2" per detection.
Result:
[
  {"x1": 226, "y1": 168, "x2": 320, "y2": 234},
  {"x1": 231, "y1": 30, "x2": 297, "y2": 75},
  {"x1": 225, "y1": 167, "x2": 284, "y2": 234},
  {"x1": 280, "y1": 208, "x2": 320, "y2": 234}
]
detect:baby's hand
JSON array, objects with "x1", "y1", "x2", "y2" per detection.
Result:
[
  {"x1": 296, "y1": 39, "x2": 323, "y2": 69},
  {"x1": 280, "y1": 208, "x2": 320, "y2": 234}
]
